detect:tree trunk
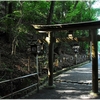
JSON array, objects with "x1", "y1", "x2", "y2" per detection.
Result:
[
  {"x1": 73, "y1": 1, "x2": 78, "y2": 9},
  {"x1": 5, "y1": 2, "x2": 13, "y2": 43},
  {"x1": 47, "y1": 1, "x2": 55, "y2": 24},
  {"x1": 11, "y1": 35, "x2": 18, "y2": 55}
]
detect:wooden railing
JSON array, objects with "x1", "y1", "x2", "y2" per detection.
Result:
[{"x1": 0, "y1": 73, "x2": 39, "y2": 99}]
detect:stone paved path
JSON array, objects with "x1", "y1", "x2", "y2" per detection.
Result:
[{"x1": 24, "y1": 61, "x2": 100, "y2": 99}]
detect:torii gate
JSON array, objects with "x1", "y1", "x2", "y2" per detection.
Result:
[{"x1": 32, "y1": 20, "x2": 100, "y2": 93}]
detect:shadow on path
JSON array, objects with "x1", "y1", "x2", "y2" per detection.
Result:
[{"x1": 24, "y1": 62, "x2": 100, "y2": 99}]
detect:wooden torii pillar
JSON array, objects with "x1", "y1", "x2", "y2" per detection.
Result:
[
  {"x1": 91, "y1": 29, "x2": 98, "y2": 93},
  {"x1": 48, "y1": 32, "x2": 54, "y2": 87}
]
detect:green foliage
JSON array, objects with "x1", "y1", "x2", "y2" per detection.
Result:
[
  {"x1": 0, "y1": 1, "x2": 99, "y2": 52},
  {"x1": 17, "y1": 31, "x2": 28, "y2": 50}
]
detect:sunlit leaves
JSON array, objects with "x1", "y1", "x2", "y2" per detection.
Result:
[
  {"x1": 98, "y1": 42, "x2": 100, "y2": 53},
  {"x1": 53, "y1": 1, "x2": 97, "y2": 23}
]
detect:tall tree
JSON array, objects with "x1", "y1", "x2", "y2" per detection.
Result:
[
  {"x1": 47, "y1": 1, "x2": 55, "y2": 24},
  {"x1": 6, "y1": 1, "x2": 13, "y2": 43}
]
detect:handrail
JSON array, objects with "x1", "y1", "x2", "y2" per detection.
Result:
[
  {"x1": 1, "y1": 83, "x2": 38, "y2": 99},
  {"x1": 0, "y1": 73, "x2": 37, "y2": 84},
  {"x1": 0, "y1": 73, "x2": 39, "y2": 99}
]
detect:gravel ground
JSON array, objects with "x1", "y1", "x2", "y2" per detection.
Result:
[{"x1": 24, "y1": 61, "x2": 100, "y2": 99}]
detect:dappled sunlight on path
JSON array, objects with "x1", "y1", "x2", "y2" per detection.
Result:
[
  {"x1": 55, "y1": 63, "x2": 92, "y2": 84},
  {"x1": 24, "y1": 62, "x2": 100, "y2": 99}
]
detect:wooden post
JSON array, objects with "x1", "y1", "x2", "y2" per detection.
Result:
[
  {"x1": 28, "y1": 55, "x2": 30, "y2": 72},
  {"x1": 36, "y1": 54, "x2": 39, "y2": 92},
  {"x1": 89, "y1": 30, "x2": 92, "y2": 61},
  {"x1": 75, "y1": 54, "x2": 77, "y2": 64},
  {"x1": 90, "y1": 41, "x2": 92, "y2": 61},
  {"x1": 91, "y1": 29, "x2": 98, "y2": 93},
  {"x1": 48, "y1": 32, "x2": 54, "y2": 86},
  {"x1": 0, "y1": 51, "x2": 1, "y2": 66}
]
